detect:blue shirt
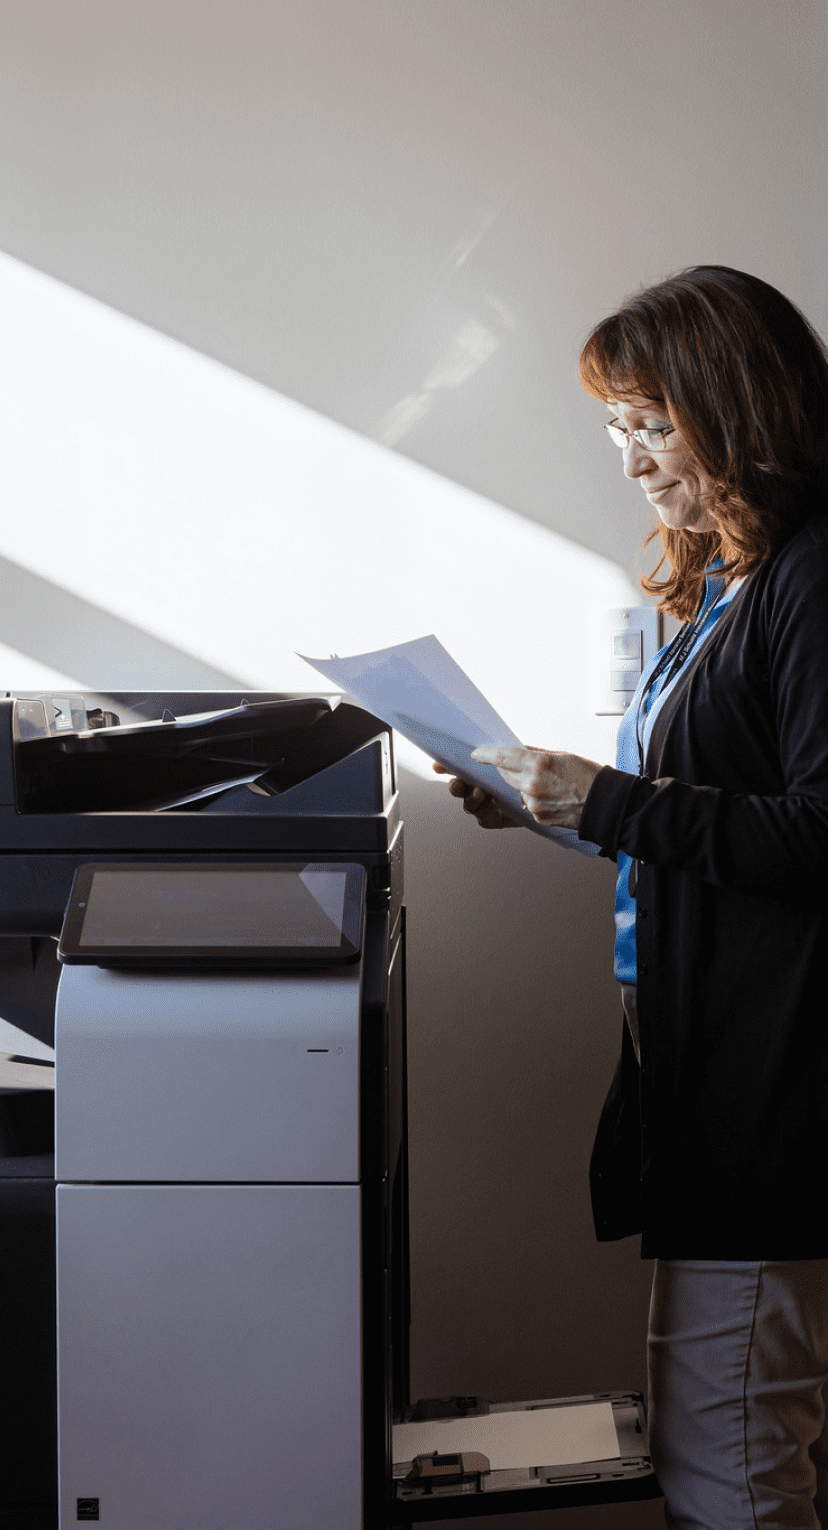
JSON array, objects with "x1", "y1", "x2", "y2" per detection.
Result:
[{"x1": 612, "y1": 572, "x2": 743, "y2": 982}]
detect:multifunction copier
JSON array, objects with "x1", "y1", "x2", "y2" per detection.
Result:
[{"x1": 0, "y1": 691, "x2": 659, "y2": 1528}]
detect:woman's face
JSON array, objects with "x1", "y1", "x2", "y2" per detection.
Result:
[{"x1": 607, "y1": 395, "x2": 720, "y2": 534}]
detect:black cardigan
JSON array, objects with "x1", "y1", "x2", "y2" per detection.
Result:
[{"x1": 579, "y1": 508, "x2": 828, "y2": 1257}]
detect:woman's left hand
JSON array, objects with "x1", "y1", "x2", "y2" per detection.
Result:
[{"x1": 470, "y1": 746, "x2": 603, "y2": 830}]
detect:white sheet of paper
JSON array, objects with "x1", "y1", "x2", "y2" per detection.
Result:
[
  {"x1": 0, "y1": 1016, "x2": 55, "y2": 1063},
  {"x1": 392, "y1": 1399, "x2": 621, "y2": 1471},
  {"x1": 0, "y1": 1016, "x2": 55, "y2": 1092},
  {"x1": 299, "y1": 635, "x2": 599, "y2": 854}
]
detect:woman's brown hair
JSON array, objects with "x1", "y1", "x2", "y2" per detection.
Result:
[{"x1": 579, "y1": 266, "x2": 828, "y2": 620}]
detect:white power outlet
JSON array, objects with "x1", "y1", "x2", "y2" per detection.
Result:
[{"x1": 590, "y1": 606, "x2": 663, "y2": 715}]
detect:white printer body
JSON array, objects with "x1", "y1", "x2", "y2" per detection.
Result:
[{"x1": 55, "y1": 963, "x2": 364, "y2": 1528}]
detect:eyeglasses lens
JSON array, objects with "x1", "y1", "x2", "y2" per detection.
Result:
[
  {"x1": 605, "y1": 423, "x2": 668, "y2": 451},
  {"x1": 606, "y1": 423, "x2": 630, "y2": 447}
]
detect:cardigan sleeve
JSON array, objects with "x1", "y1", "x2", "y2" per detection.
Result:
[
  {"x1": 578, "y1": 767, "x2": 828, "y2": 896},
  {"x1": 578, "y1": 526, "x2": 828, "y2": 899}
]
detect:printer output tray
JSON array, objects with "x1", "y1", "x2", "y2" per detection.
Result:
[{"x1": 390, "y1": 1391, "x2": 660, "y2": 1521}]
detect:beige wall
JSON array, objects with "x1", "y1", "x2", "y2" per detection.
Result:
[{"x1": 0, "y1": 4, "x2": 825, "y2": 1525}]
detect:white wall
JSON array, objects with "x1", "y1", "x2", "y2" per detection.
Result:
[{"x1": 0, "y1": 4, "x2": 825, "y2": 1526}]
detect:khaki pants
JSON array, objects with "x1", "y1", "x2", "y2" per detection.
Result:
[{"x1": 648, "y1": 1259, "x2": 828, "y2": 1529}]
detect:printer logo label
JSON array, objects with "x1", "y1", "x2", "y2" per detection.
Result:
[{"x1": 77, "y1": 1501, "x2": 100, "y2": 1522}]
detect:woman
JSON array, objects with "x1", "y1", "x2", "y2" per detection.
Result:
[{"x1": 438, "y1": 266, "x2": 828, "y2": 1529}]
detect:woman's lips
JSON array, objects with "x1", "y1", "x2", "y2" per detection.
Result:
[{"x1": 646, "y1": 482, "x2": 678, "y2": 502}]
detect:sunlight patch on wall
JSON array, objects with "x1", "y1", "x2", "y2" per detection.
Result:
[{"x1": 0, "y1": 251, "x2": 637, "y2": 774}]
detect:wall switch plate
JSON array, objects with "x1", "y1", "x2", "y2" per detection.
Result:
[{"x1": 590, "y1": 606, "x2": 662, "y2": 715}]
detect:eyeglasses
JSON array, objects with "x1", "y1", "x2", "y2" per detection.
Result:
[{"x1": 604, "y1": 418, "x2": 677, "y2": 452}]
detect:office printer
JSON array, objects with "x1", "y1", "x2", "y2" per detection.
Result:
[{"x1": 0, "y1": 691, "x2": 658, "y2": 1528}]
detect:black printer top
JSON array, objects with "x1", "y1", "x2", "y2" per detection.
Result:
[
  {"x1": 9, "y1": 694, "x2": 336, "y2": 813},
  {"x1": 0, "y1": 693, "x2": 401, "y2": 938}
]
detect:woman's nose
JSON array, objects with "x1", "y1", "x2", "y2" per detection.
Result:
[{"x1": 622, "y1": 438, "x2": 655, "y2": 480}]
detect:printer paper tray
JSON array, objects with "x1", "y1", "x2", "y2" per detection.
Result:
[{"x1": 390, "y1": 1391, "x2": 660, "y2": 1520}]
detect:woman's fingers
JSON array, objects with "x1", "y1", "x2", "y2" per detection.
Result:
[
  {"x1": 470, "y1": 745, "x2": 526, "y2": 774},
  {"x1": 433, "y1": 762, "x2": 470, "y2": 795},
  {"x1": 462, "y1": 785, "x2": 518, "y2": 828},
  {"x1": 432, "y1": 761, "x2": 518, "y2": 830},
  {"x1": 431, "y1": 762, "x2": 476, "y2": 801},
  {"x1": 470, "y1": 745, "x2": 602, "y2": 829},
  {"x1": 434, "y1": 745, "x2": 601, "y2": 830},
  {"x1": 475, "y1": 797, "x2": 520, "y2": 829}
]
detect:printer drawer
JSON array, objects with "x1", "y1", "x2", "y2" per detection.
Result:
[
  {"x1": 389, "y1": 1391, "x2": 660, "y2": 1520},
  {"x1": 57, "y1": 1183, "x2": 362, "y2": 1530}
]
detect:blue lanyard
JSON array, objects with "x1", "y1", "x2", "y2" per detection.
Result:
[
  {"x1": 629, "y1": 581, "x2": 728, "y2": 900},
  {"x1": 635, "y1": 585, "x2": 728, "y2": 777}
]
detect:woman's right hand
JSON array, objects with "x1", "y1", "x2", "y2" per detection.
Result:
[{"x1": 432, "y1": 762, "x2": 521, "y2": 829}]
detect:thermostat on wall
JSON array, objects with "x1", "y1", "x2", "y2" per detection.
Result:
[{"x1": 590, "y1": 606, "x2": 662, "y2": 715}]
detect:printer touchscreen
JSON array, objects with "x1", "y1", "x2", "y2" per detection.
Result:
[{"x1": 57, "y1": 861, "x2": 365, "y2": 968}]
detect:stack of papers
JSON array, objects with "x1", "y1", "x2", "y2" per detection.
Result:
[
  {"x1": 301, "y1": 635, "x2": 599, "y2": 855},
  {"x1": 392, "y1": 1397, "x2": 621, "y2": 1471}
]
